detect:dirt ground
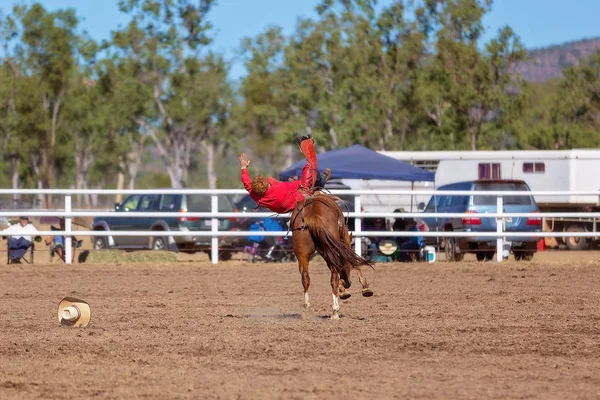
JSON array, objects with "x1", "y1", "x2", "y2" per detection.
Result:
[{"x1": 1, "y1": 251, "x2": 600, "y2": 399}]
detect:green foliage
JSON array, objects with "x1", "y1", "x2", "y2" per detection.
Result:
[
  {"x1": 0, "y1": 0, "x2": 597, "y2": 193},
  {"x1": 551, "y1": 50, "x2": 600, "y2": 148}
]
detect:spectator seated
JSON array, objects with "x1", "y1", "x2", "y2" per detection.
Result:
[
  {"x1": 44, "y1": 218, "x2": 83, "y2": 263},
  {"x1": 363, "y1": 217, "x2": 387, "y2": 261},
  {"x1": 396, "y1": 218, "x2": 425, "y2": 262},
  {"x1": 2, "y1": 216, "x2": 40, "y2": 264}
]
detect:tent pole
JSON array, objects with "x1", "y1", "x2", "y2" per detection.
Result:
[
  {"x1": 434, "y1": 181, "x2": 440, "y2": 260},
  {"x1": 410, "y1": 181, "x2": 414, "y2": 212}
]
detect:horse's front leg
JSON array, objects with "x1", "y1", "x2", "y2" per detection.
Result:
[
  {"x1": 330, "y1": 268, "x2": 341, "y2": 319},
  {"x1": 297, "y1": 254, "x2": 311, "y2": 308}
]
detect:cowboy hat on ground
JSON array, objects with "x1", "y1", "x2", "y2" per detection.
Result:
[{"x1": 57, "y1": 297, "x2": 91, "y2": 327}]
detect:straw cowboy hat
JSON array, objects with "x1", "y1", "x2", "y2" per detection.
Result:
[
  {"x1": 57, "y1": 297, "x2": 91, "y2": 327},
  {"x1": 379, "y1": 239, "x2": 398, "y2": 256}
]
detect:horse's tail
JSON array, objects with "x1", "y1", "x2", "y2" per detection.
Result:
[{"x1": 303, "y1": 213, "x2": 373, "y2": 273}]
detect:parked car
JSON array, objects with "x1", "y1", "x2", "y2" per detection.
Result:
[
  {"x1": 91, "y1": 193, "x2": 240, "y2": 260},
  {"x1": 419, "y1": 180, "x2": 541, "y2": 261}
]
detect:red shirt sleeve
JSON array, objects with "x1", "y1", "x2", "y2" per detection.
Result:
[
  {"x1": 241, "y1": 169, "x2": 253, "y2": 192},
  {"x1": 241, "y1": 169, "x2": 263, "y2": 204}
]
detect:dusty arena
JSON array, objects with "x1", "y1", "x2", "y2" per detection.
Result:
[{"x1": 1, "y1": 251, "x2": 600, "y2": 399}]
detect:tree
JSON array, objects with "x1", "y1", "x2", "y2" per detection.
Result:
[
  {"x1": 428, "y1": 0, "x2": 526, "y2": 150},
  {"x1": 239, "y1": 27, "x2": 292, "y2": 169},
  {"x1": 0, "y1": 3, "x2": 85, "y2": 206},
  {"x1": 551, "y1": 50, "x2": 600, "y2": 148},
  {"x1": 111, "y1": 0, "x2": 235, "y2": 188}
]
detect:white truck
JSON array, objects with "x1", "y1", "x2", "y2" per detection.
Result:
[{"x1": 379, "y1": 149, "x2": 600, "y2": 250}]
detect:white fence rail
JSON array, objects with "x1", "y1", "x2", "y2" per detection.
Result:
[{"x1": 1, "y1": 188, "x2": 599, "y2": 265}]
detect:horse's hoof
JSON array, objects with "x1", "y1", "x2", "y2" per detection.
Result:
[
  {"x1": 339, "y1": 292, "x2": 351, "y2": 300},
  {"x1": 362, "y1": 288, "x2": 374, "y2": 297},
  {"x1": 303, "y1": 302, "x2": 311, "y2": 309},
  {"x1": 331, "y1": 313, "x2": 340, "y2": 320}
]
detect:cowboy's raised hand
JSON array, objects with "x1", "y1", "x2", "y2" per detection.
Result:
[{"x1": 239, "y1": 153, "x2": 250, "y2": 169}]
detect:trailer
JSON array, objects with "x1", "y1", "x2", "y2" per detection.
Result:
[
  {"x1": 379, "y1": 149, "x2": 600, "y2": 250},
  {"x1": 335, "y1": 178, "x2": 433, "y2": 214}
]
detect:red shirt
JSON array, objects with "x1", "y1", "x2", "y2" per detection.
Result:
[{"x1": 241, "y1": 169, "x2": 304, "y2": 213}]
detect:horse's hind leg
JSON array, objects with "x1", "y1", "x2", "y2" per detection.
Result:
[
  {"x1": 354, "y1": 267, "x2": 374, "y2": 297},
  {"x1": 338, "y1": 267, "x2": 352, "y2": 300},
  {"x1": 330, "y1": 268, "x2": 341, "y2": 319},
  {"x1": 297, "y1": 254, "x2": 311, "y2": 308}
]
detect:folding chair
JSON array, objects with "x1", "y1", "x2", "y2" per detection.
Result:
[
  {"x1": 5, "y1": 238, "x2": 36, "y2": 264},
  {"x1": 50, "y1": 238, "x2": 83, "y2": 263}
]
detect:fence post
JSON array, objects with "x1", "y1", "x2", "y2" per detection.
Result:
[
  {"x1": 211, "y1": 195, "x2": 219, "y2": 264},
  {"x1": 496, "y1": 196, "x2": 504, "y2": 262},
  {"x1": 65, "y1": 195, "x2": 72, "y2": 265},
  {"x1": 354, "y1": 195, "x2": 362, "y2": 256}
]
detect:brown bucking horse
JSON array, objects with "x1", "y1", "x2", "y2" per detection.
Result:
[{"x1": 291, "y1": 192, "x2": 374, "y2": 319}]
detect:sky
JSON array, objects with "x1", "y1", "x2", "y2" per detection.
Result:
[{"x1": 11, "y1": 0, "x2": 600, "y2": 80}]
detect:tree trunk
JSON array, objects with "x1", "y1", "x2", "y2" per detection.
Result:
[
  {"x1": 283, "y1": 145, "x2": 294, "y2": 169},
  {"x1": 383, "y1": 108, "x2": 393, "y2": 150},
  {"x1": 74, "y1": 135, "x2": 94, "y2": 208},
  {"x1": 31, "y1": 154, "x2": 45, "y2": 208},
  {"x1": 137, "y1": 121, "x2": 188, "y2": 188},
  {"x1": 10, "y1": 158, "x2": 20, "y2": 205},
  {"x1": 90, "y1": 184, "x2": 101, "y2": 208},
  {"x1": 116, "y1": 161, "x2": 125, "y2": 204},
  {"x1": 45, "y1": 94, "x2": 62, "y2": 209},
  {"x1": 126, "y1": 133, "x2": 146, "y2": 190},
  {"x1": 328, "y1": 127, "x2": 339, "y2": 149},
  {"x1": 205, "y1": 142, "x2": 217, "y2": 189},
  {"x1": 165, "y1": 163, "x2": 185, "y2": 189}
]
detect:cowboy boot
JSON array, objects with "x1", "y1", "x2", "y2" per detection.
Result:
[
  {"x1": 298, "y1": 135, "x2": 317, "y2": 167},
  {"x1": 296, "y1": 134, "x2": 313, "y2": 147},
  {"x1": 297, "y1": 135, "x2": 318, "y2": 190}
]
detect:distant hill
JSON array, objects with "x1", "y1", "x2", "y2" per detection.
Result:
[{"x1": 514, "y1": 37, "x2": 600, "y2": 83}]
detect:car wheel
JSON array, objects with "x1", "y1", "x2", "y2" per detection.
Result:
[
  {"x1": 219, "y1": 249, "x2": 233, "y2": 261},
  {"x1": 93, "y1": 236, "x2": 108, "y2": 250},
  {"x1": 565, "y1": 224, "x2": 587, "y2": 251},
  {"x1": 444, "y1": 237, "x2": 464, "y2": 262},
  {"x1": 514, "y1": 251, "x2": 534, "y2": 261},
  {"x1": 476, "y1": 251, "x2": 495, "y2": 262},
  {"x1": 152, "y1": 236, "x2": 167, "y2": 251}
]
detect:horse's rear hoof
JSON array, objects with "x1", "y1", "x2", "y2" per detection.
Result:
[
  {"x1": 362, "y1": 288, "x2": 374, "y2": 297},
  {"x1": 340, "y1": 292, "x2": 351, "y2": 300}
]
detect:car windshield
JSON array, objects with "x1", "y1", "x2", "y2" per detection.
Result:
[
  {"x1": 473, "y1": 182, "x2": 532, "y2": 205},
  {"x1": 235, "y1": 195, "x2": 258, "y2": 211},
  {"x1": 187, "y1": 195, "x2": 235, "y2": 212}
]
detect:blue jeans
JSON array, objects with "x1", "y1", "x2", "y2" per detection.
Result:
[
  {"x1": 369, "y1": 242, "x2": 378, "y2": 260},
  {"x1": 398, "y1": 241, "x2": 420, "y2": 262},
  {"x1": 8, "y1": 237, "x2": 32, "y2": 259}
]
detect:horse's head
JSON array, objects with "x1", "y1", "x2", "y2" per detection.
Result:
[{"x1": 251, "y1": 175, "x2": 270, "y2": 196}]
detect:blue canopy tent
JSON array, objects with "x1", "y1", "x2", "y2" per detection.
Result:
[{"x1": 279, "y1": 144, "x2": 435, "y2": 182}]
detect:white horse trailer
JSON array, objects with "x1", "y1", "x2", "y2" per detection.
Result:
[
  {"x1": 336, "y1": 178, "x2": 434, "y2": 214},
  {"x1": 380, "y1": 149, "x2": 600, "y2": 250}
]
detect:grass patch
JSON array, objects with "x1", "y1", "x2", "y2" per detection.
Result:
[{"x1": 79, "y1": 250, "x2": 178, "y2": 264}]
